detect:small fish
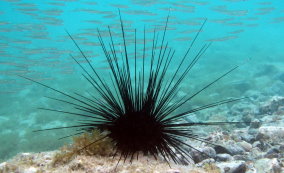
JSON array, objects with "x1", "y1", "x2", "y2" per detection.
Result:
[
  {"x1": 210, "y1": 18, "x2": 234, "y2": 24},
  {"x1": 224, "y1": 0, "x2": 247, "y2": 2},
  {"x1": 13, "y1": 40, "x2": 32, "y2": 44},
  {"x1": 0, "y1": 90, "x2": 21, "y2": 94},
  {"x1": 243, "y1": 17, "x2": 259, "y2": 21},
  {"x1": 257, "y1": 7, "x2": 275, "y2": 12},
  {"x1": 97, "y1": 66, "x2": 111, "y2": 70},
  {"x1": 271, "y1": 17, "x2": 284, "y2": 23},
  {"x1": 258, "y1": 2, "x2": 272, "y2": 5},
  {"x1": 255, "y1": 7, "x2": 275, "y2": 15},
  {"x1": 42, "y1": 9, "x2": 63, "y2": 16},
  {"x1": 17, "y1": 7, "x2": 38, "y2": 12},
  {"x1": 31, "y1": 77, "x2": 55, "y2": 81},
  {"x1": 0, "y1": 21, "x2": 9, "y2": 25},
  {"x1": 48, "y1": 2, "x2": 65, "y2": 6},
  {"x1": 182, "y1": 21, "x2": 203, "y2": 26},
  {"x1": 0, "y1": 29, "x2": 11, "y2": 32},
  {"x1": 0, "y1": 70, "x2": 30, "y2": 75},
  {"x1": 110, "y1": 4, "x2": 129, "y2": 8},
  {"x1": 228, "y1": 29, "x2": 244, "y2": 34},
  {"x1": 15, "y1": 3, "x2": 36, "y2": 7},
  {"x1": 84, "y1": 20, "x2": 103, "y2": 24},
  {"x1": 124, "y1": 10, "x2": 157, "y2": 16},
  {"x1": 83, "y1": 1, "x2": 97, "y2": 5},
  {"x1": 225, "y1": 22, "x2": 243, "y2": 26},
  {"x1": 174, "y1": 37, "x2": 192, "y2": 41},
  {"x1": 141, "y1": 19, "x2": 156, "y2": 23},
  {"x1": 245, "y1": 24, "x2": 258, "y2": 27},
  {"x1": 170, "y1": 2, "x2": 195, "y2": 9},
  {"x1": 180, "y1": 29, "x2": 201, "y2": 34},
  {"x1": 82, "y1": 41, "x2": 101, "y2": 46},
  {"x1": 225, "y1": 10, "x2": 248, "y2": 16},
  {"x1": 186, "y1": 1, "x2": 209, "y2": 6},
  {"x1": 207, "y1": 35, "x2": 238, "y2": 42},
  {"x1": 103, "y1": 14, "x2": 118, "y2": 18},
  {"x1": 2, "y1": 0, "x2": 20, "y2": 2}
]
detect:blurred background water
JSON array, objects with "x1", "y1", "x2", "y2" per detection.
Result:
[{"x1": 0, "y1": 0, "x2": 283, "y2": 162}]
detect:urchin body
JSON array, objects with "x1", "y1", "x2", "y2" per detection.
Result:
[{"x1": 107, "y1": 110, "x2": 166, "y2": 156}]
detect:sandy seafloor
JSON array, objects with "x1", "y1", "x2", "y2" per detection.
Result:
[{"x1": 1, "y1": 0, "x2": 284, "y2": 172}]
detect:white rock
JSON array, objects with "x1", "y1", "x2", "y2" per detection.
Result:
[
  {"x1": 254, "y1": 158, "x2": 282, "y2": 173},
  {"x1": 258, "y1": 126, "x2": 284, "y2": 142},
  {"x1": 166, "y1": 169, "x2": 181, "y2": 173},
  {"x1": 0, "y1": 162, "x2": 7, "y2": 169},
  {"x1": 24, "y1": 167, "x2": 37, "y2": 173}
]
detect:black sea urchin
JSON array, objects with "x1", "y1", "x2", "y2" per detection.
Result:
[{"x1": 22, "y1": 11, "x2": 245, "y2": 165}]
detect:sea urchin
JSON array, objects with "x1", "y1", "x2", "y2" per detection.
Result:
[{"x1": 22, "y1": 10, "x2": 245, "y2": 166}]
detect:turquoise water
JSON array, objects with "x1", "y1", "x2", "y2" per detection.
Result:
[{"x1": 0, "y1": 0, "x2": 284, "y2": 162}]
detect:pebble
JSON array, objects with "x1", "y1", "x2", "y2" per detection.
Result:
[
  {"x1": 216, "y1": 154, "x2": 233, "y2": 162},
  {"x1": 265, "y1": 147, "x2": 281, "y2": 159},
  {"x1": 196, "y1": 158, "x2": 215, "y2": 167},
  {"x1": 238, "y1": 141, "x2": 252, "y2": 152},
  {"x1": 252, "y1": 141, "x2": 271, "y2": 151},
  {"x1": 233, "y1": 154, "x2": 250, "y2": 161},
  {"x1": 216, "y1": 161, "x2": 247, "y2": 173},
  {"x1": 226, "y1": 144, "x2": 246, "y2": 155},
  {"x1": 250, "y1": 147, "x2": 262, "y2": 159},
  {"x1": 240, "y1": 133, "x2": 255, "y2": 143}
]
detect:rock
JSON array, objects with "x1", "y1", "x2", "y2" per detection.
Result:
[
  {"x1": 257, "y1": 126, "x2": 284, "y2": 142},
  {"x1": 190, "y1": 147, "x2": 216, "y2": 163},
  {"x1": 249, "y1": 119, "x2": 261, "y2": 129},
  {"x1": 232, "y1": 80, "x2": 251, "y2": 93},
  {"x1": 233, "y1": 154, "x2": 250, "y2": 161},
  {"x1": 226, "y1": 144, "x2": 246, "y2": 155},
  {"x1": 265, "y1": 147, "x2": 281, "y2": 159},
  {"x1": 216, "y1": 161, "x2": 247, "y2": 173},
  {"x1": 254, "y1": 64, "x2": 278, "y2": 77},
  {"x1": 259, "y1": 96, "x2": 284, "y2": 115},
  {"x1": 252, "y1": 141, "x2": 270, "y2": 151},
  {"x1": 279, "y1": 144, "x2": 284, "y2": 153},
  {"x1": 254, "y1": 158, "x2": 283, "y2": 173},
  {"x1": 238, "y1": 141, "x2": 252, "y2": 152},
  {"x1": 214, "y1": 145, "x2": 231, "y2": 154},
  {"x1": 250, "y1": 147, "x2": 263, "y2": 159},
  {"x1": 252, "y1": 141, "x2": 261, "y2": 148},
  {"x1": 277, "y1": 72, "x2": 284, "y2": 83},
  {"x1": 248, "y1": 128, "x2": 258, "y2": 136},
  {"x1": 0, "y1": 162, "x2": 7, "y2": 171},
  {"x1": 214, "y1": 143, "x2": 245, "y2": 156},
  {"x1": 196, "y1": 158, "x2": 215, "y2": 167},
  {"x1": 216, "y1": 154, "x2": 233, "y2": 162},
  {"x1": 176, "y1": 153, "x2": 191, "y2": 165},
  {"x1": 240, "y1": 133, "x2": 255, "y2": 143}
]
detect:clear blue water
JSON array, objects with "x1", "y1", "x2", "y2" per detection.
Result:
[{"x1": 0, "y1": 0, "x2": 284, "y2": 161}]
